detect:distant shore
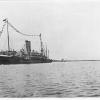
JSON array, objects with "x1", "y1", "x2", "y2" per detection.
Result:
[{"x1": 53, "y1": 60, "x2": 100, "y2": 62}]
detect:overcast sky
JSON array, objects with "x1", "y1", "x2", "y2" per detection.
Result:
[{"x1": 0, "y1": 0, "x2": 100, "y2": 60}]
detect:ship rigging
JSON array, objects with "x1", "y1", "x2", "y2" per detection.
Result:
[{"x1": 0, "y1": 18, "x2": 52, "y2": 64}]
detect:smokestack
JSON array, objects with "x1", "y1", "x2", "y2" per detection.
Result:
[{"x1": 25, "y1": 40, "x2": 31, "y2": 56}]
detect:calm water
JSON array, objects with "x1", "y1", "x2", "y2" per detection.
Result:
[{"x1": 0, "y1": 62, "x2": 100, "y2": 97}]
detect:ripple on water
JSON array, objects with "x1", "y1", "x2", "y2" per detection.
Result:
[{"x1": 0, "y1": 62, "x2": 100, "y2": 97}]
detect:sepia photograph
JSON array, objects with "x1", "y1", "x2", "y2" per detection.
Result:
[{"x1": 0, "y1": 0, "x2": 100, "y2": 98}]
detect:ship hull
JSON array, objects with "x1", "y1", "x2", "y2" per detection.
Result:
[{"x1": 0, "y1": 55, "x2": 52, "y2": 65}]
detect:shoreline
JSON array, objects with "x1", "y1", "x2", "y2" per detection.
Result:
[{"x1": 53, "y1": 60, "x2": 100, "y2": 62}]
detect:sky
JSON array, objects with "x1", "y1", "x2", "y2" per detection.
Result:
[{"x1": 0, "y1": 0, "x2": 100, "y2": 60}]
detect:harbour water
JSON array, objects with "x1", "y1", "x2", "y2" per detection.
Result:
[{"x1": 0, "y1": 61, "x2": 100, "y2": 97}]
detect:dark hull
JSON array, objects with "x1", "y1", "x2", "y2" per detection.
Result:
[{"x1": 0, "y1": 56, "x2": 52, "y2": 65}]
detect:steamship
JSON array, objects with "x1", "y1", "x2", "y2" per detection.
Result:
[{"x1": 0, "y1": 19, "x2": 52, "y2": 64}]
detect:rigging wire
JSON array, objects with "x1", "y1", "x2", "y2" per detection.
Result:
[
  {"x1": 8, "y1": 21, "x2": 39, "y2": 37},
  {"x1": 8, "y1": 21, "x2": 43, "y2": 52},
  {"x1": 0, "y1": 23, "x2": 6, "y2": 37}
]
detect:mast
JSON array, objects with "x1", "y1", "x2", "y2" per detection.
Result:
[
  {"x1": 3, "y1": 19, "x2": 10, "y2": 51},
  {"x1": 7, "y1": 19, "x2": 10, "y2": 51},
  {"x1": 39, "y1": 33, "x2": 43, "y2": 55},
  {"x1": 46, "y1": 45, "x2": 47, "y2": 57},
  {"x1": 48, "y1": 50, "x2": 49, "y2": 58}
]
